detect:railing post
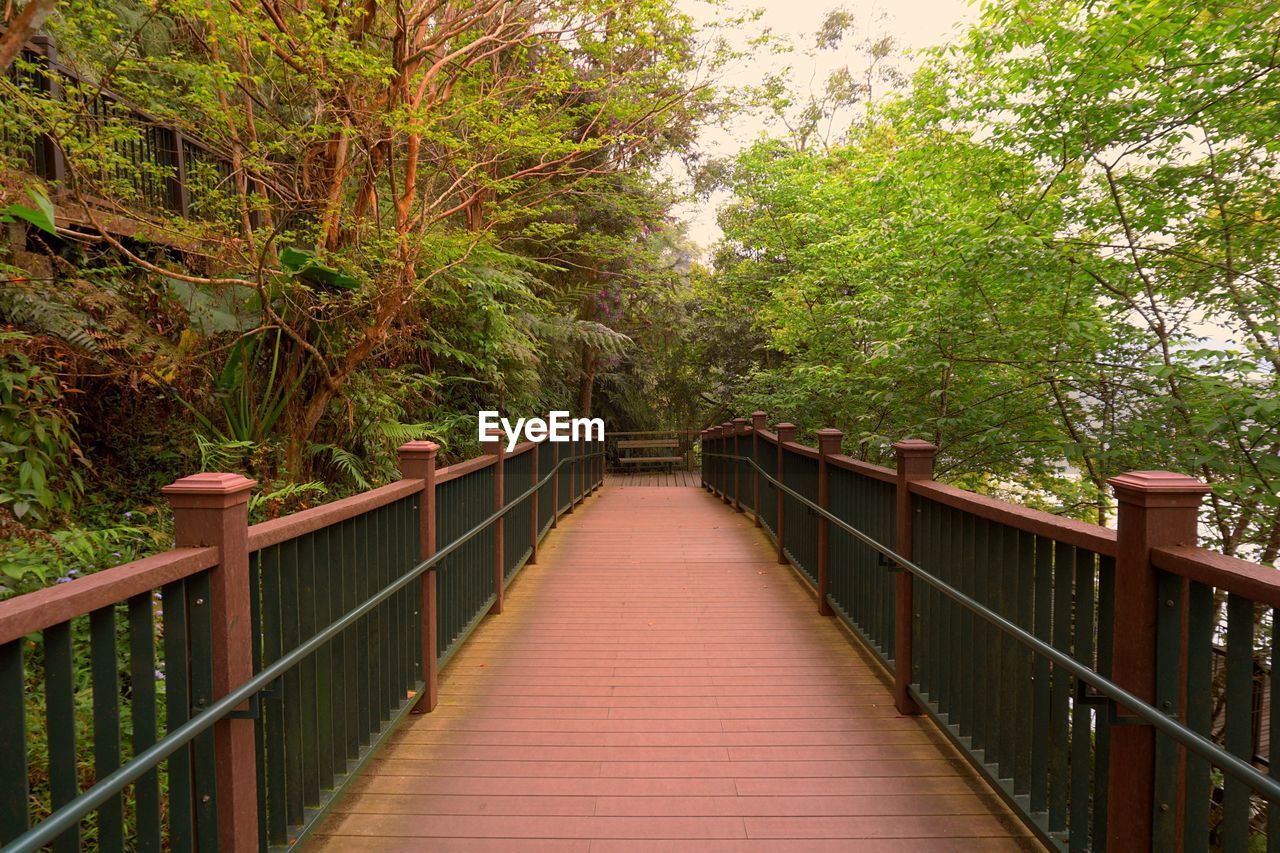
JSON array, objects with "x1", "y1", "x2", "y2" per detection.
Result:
[
  {"x1": 529, "y1": 441, "x2": 539, "y2": 565},
  {"x1": 29, "y1": 36, "x2": 67, "y2": 186},
  {"x1": 750, "y1": 412, "x2": 766, "y2": 528},
  {"x1": 551, "y1": 441, "x2": 560, "y2": 528},
  {"x1": 774, "y1": 423, "x2": 796, "y2": 565},
  {"x1": 892, "y1": 440, "x2": 937, "y2": 716},
  {"x1": 732, "y1": 418, "x2": 747, "y2": 512},
  {"x1": 816, "y1": 428, "x2": 843, "y2": 617},
  {"x1": 162, "y1": 473, "x2": 258, "y2": 853},
  {"x1": 398, "y1": 441, "x2": 439, "y2": 713},
  {"x1": 699, "y1": 429, "x2": 709, "y2": 490},
  {"x1": 721, "y1": 423, "x2": 734, "y2": 504},
  {"x1": 484, "y1": 433, "x2": 506, "y2": 614},
  {"x1": 565, "y1": 436, "x2": 576, "y2": 515},
  {"x1": 1105, "y1": 471, "x2": 1208, "y2": 852}
]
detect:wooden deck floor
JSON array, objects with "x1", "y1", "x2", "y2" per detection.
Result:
[
  {"x1": 309, "y1": 486, "x2": 1039, "y2": 851},
  {"x1": 605, "y1": 468, "x2": 700, "y2": 487}
]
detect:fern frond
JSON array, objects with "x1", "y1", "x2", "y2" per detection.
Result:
[
  {"x1": 519, "y1": 314, "x2": 632, "y2": 357},
  {"x1": 0, "y1": 284, "x2": 101, "y2": 353},
  {"x1": 307, "y1": 443, "x2": 371, "y2": 490}
]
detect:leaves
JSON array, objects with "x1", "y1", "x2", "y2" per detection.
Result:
[{"x1": 3, "y1": 187, "x2": 56, "y2": 235}]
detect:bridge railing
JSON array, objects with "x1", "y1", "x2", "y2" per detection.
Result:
[
  {"x1": 702, "y1": 415, "x2": 1278, "y2": 852},
  {"x1": 2, "y1": 36, "x2": 233, "y2": 219},
  {"x1": 0, "y1": 436, "x2": 604, "y2": 851}
]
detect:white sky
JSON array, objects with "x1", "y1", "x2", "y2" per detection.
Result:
[{"x1": 672, "y1": 0, "x2": 979, "y2": 249}]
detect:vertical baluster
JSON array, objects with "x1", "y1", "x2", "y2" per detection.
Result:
[
  {"x1": 1270, "y1": 603, "x2": 1280, "y2": 853},
  {"x1": 342, "y1": 518, "x2": 360, "y2": 751},
  {"x1": 312, "y1": 528, "x2": 334, "y2": 791},
  {"x1": 186, "y1": 572, "x2": 218, "y2": 850},
  {"x1": 281, "y1": 538, "x2": 305, "y2": 823},
  {"x1": 973, "y1": 518, "x2": 992, "y2": 763},
  {"x1": 90, "y1": 606, "x2": 124, "y2": 851},
  {"x1": 129, "y1": 593, "x2": 162, "y2": 851},
  {"x1": 328, "y1": 522, "x2": 348, "y2": 772},
  {"x1": 1092, "y1": 553, "x2": 1115, "y2": 851},
  {"x1": 1153, "y1": 567, "x2": 1184, "y2": 848},
  {"x1": 1222, "y1": 593, "x2": 1254, "y2": 852},
  {"x1": 998, "y1": 523, "x2": 1018, "y2": 783},
  {"x1": 162, "y1": 580, "x2": 193, "y2": 852},
  {"x1": 1183, "y1": 581, "x2": 1213, "y2": 853},
  {"x1": 260, "y1": 546, "x2": 288, "y2": 845},
  {"x1": 1030, "y1": 535, "x2": 1052, "y2": 816},
  {"x1": 248, "y1": 553, "x2": 268, "y2": 851},
  {"x1": 1013, "y1": 531, "x2": 1034, "y2": 798},
  {"x1": 44, "y1": 622, "x2": 78, "y2": 852},
  {"x1": 0, "y1": 640, "x2": 28, "y2": 845},
  {"x1": 297, "y1": 533, "x2": 321, "y2": 805},
  {"x1": 1070, "y1": 549, "x2": 1096, "y2": 846},
  {"x1": 1049, "y1": 542, "x2": 1072, "y2": 833}
]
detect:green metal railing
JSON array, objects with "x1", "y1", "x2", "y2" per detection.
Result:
[
  {"x1": 0, "y1": 443, "x2": 604, "y2": 853},
  {"x1": 1149, "y1": 556, "x2": 1277, "y2": 852},
  {"x1": 250, "y1": 495, "x2": 421, "y2": 848},
  {"x1": 913, "y1": 495, "x2": 1113, "y2": 848},
  {"x1": 0, "y1": 559, "x2": 220, "y2": 853},
  {"x1": 703, "y1": 448, "x2": 1280, "y2": 852},
  {"x1": 827, "y1": 465, "x2": 896, "y2": 666},
  {"x1": 503, "y1": 448, "x2": 535, "y2": 583},
  {"x1": 780, "y1": 446, "x2": 819, "y2": 587},
  {"x1": 537, "y1": 443, "x2": 557, "y2": 535},
  {"x1": 756, "y1": 437, "x2": 778, "y2": 538},
  {"x1": 436, "y1": 464, "x2": 498, "y2": 667}
]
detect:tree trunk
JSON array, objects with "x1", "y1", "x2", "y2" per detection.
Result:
[
  {"x1": 577, "y1": 346, "x2": 597, "y2": 416},
  {"x1": 0, "y1": 0, "x2": 56, "y2": 74}
]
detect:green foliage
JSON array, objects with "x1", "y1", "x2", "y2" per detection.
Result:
[{"x1": 0, "y1": 333, "x2": 83, "y2": 523}]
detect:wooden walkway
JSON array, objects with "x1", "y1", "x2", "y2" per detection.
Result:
[
  {"x1": 605, "y1": 468, "x2": 700, "y2": 487},
  {"x1": 309, "y1": 486, "x2": 1038, "y2": 851}
]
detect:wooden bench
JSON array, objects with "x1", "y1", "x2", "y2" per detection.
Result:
[{"x1": 617, "y1": 439, "x2": 683, "y2": 469}]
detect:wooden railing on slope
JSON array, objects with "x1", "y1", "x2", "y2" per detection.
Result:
[
  {"x1": 702, "y1": 414, "x2": 1279, "y2": 853},
  {"x1": 0, "y1": 436, "x2": 605, "y2": 851},
  {"x1": 2, "y1": 36, "x2": 232, "y2": 220}
]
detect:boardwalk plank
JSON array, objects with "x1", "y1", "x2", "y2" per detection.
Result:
[{"x1": 310, "y1": 485, "x2": 1040, "y2": 850}]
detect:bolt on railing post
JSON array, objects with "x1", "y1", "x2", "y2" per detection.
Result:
[
  {"x1": 816, "y1": 429, "x2": 843, "y2": 617},
  {"x1": 751, "y1": 412, "x2": 766, "y2": 528},
  {"x1": 732, "y1": 418, "x2": 748, "y2": 512},
  {"x1": 163, "y1": 472, "x2": 258, "y2": 852},
  {"x1": 484, "y1": 433, "x2": 506, "y2": 614},
  {"x1": 1106, "y1": 471, "x2": 1209, "y2": 852},
  {"x1": 892, "y1": 440, "x2": 937, "y2": 716},
  {"x1": 398, "y1": 441, "x2": 440, "y2": 713},
  {"x1": 774, "y1": 423, "x2": 797, "y2": 565}
]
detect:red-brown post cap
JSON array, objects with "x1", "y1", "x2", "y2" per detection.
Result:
[
  {"x1": 893, "y1": 439, "x2": 939, "y2": 457},
  {"x1": 162, "y1": 473, "x2": 256, "y2": 508},
  {"x1": 816, "y1": 428, "x2": 843, "y2": 455},
  {"x1": 1110, "y1": 471, "x2": 1210, "y2": 508},
  {"x1": 732, "y1": 417, "x2": 749, "y2": 434},
  {"x1": 751, "y1": 411, "x2": 767, "y2": 428},
  {"x1": 398, "y1": 440, "x2": 439, "y2": 458},
  {"x1": 482, "y1": 428, "x2": 504, "y2": 455}
]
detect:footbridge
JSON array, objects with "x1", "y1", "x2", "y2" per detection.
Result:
[{"x1": 0, "y1": 417, "x2": 1276, "y2": 851}]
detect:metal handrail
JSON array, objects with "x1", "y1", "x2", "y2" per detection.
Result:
[
  {"x1": 3, "y1": 448, "x2": 605, "y2": 853},
  {"x1": 702, "y1": 450, "x2": 1280, "y2": 805}
]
